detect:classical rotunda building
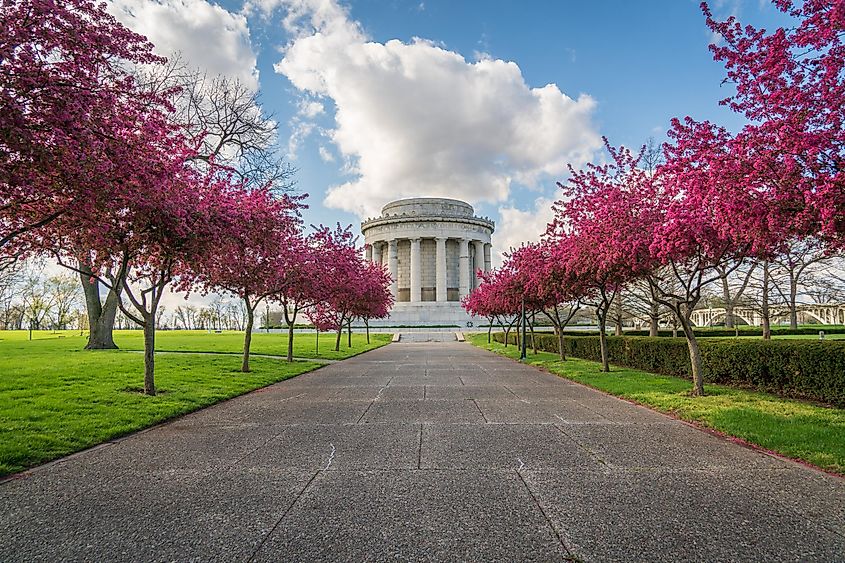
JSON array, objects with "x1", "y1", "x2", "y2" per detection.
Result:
[{"x1": 361, "y1": 198, "x2": 494, "y2": 326}]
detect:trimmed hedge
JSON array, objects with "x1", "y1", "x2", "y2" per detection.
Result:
[
  {"x1": 623, "y1": 326, "x2": 845, "y2": 338},
  {"x1": 525, "y1": 326, "x2": 845, "y2": 338},
  {"x1": 494, "y1": 332, "x2": 845, "y2": 406}
]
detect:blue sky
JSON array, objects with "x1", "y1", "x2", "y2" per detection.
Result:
[{"x1": 113, "y1": 0, "x2": 793, "y2": 259}]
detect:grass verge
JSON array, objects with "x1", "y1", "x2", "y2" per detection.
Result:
[
  {"x1": 0, "y1": 331, "x2": 390, "y2": 477},
  {"x1": 468, "y1": 333, "x2": 845, "y2": 475}
]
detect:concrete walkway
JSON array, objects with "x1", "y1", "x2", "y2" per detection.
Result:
[{"x1": 2, "y1": 343, "x2": 843, "y2": 561}]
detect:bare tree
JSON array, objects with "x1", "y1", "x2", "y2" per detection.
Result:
[
  {"x1": 0, "y1": 262, "x2": 23, "y2": 329},
  {"x1": 46, "y1": 274, "x2": 81, "y2": 330},
  {"x1": 20, "y1": 267, "x2": 53, "y2": 331},
  {"x1": 770, "y1": 237, "x2": 834, "y2": 329},
  {"x1": 712, "y1": 259, "x2": 757, "y2": 330}
]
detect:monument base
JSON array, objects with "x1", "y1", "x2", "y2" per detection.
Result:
[{"x1": 364, "y1": 302, "x2": 479, "y2": 328}]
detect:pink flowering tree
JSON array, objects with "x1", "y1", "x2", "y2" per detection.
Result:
[
  {"x1": 193, "y1": 187, "x2": 305, "y2": 372},
  {"x1": 302, "y1": 225, "x2": 364, "y2": 351},
  {"x1": 551, "y1": 142, "x2": 649, "y2": 372},
  {"x1": 350, "y1": 261, "x2": 393, "y2": 344},
  {"x1": 518, "y1": 242, "x2": 581, "y2": 360},
  {"x1": 702, "y1": 1, "x2": 844, "y2": 246},
  {"x1": 271, "y1": 230, "x2": 326, "y2": 363},
  {"x1": 462, "y1": 264, "x2": 522, "y2": 346},
  {"x1": 0, "y1": 0, "x2": 167, "y2": 258}
]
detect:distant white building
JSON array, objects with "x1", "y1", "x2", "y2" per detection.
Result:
[{"x1": 361, "y1": 198, "x2": 494, "y2": 326}]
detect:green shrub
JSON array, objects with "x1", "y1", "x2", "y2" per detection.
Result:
[
  {"x1": 494, "y1": 332, "x2": 845, "y2": 406},
  {"x1": 622, "y1": 325, "x2": 845, "y2": 337}
]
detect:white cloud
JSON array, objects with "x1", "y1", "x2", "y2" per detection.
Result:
[
  {"x1": 297, "y1": 99, "x2": 325, "y2": 117},
  {"x1": 494, "y1": 196, "x2": 557, "y2": 266},
  {"x1": 286, "y1": 119, "x2": 316, "y2": 159},
  {"x1": 318, "y1": 145, "x2": 335, "y2": 162},
  {"x1": 272, "y1": 0, "x2": 602, "y2": 217},
  {"x1": 109, "y1": 0, "x2": 259, "y2": 89}
]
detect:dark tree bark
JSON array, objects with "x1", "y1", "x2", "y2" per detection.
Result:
[
  {"x1": 649, "y1": 300, "x2": 659, "y2": 337},
  {"x1": 78, "y1": 260, "x2": 119, "y2": 349},
  {"x1": 242, "y1": 298, "x2": 255, "y2": 372},
  {"x1": 142, "y1": 314, "x2": 156, "y2": 396}
]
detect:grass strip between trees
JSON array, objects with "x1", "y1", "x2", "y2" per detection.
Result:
[
  {"x1": 468, "y1": 334, "x2": 845, "y2": 476},
  {"x1": 0, "y1": 331, "x2": 390, "y2": 477}
]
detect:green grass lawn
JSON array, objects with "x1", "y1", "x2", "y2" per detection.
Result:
[
  {"x1": 111, "y1": 329, "x2": 392, "y2": 359},
  {"x1": 468, "y1": 333, "x2": 845, "y2": 475},
  {"x1": 0, "y1": 330, "x2": 390, "y2": 477}
]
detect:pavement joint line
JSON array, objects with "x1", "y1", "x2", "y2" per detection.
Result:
[
  {"x1": 471, "y1": 399, "x2": 489, "y2": 423},
  {"x1": 247, "y1": 470, "x2": 320, "y2": 562},
  {"x1": 569, "y1": 400, "x2": 612, "y2": 422},
  {"x1": 503, "y1": 384, "x2": 530, "y2": 403},
  {"x1": 515, "y1": 468, "x2": 578, "y2": 560},
  {"x1": 355, "y1": 398, "x2": 377, "y2": 424},
  {"x1": 458, "y1": 376, "x2": 466, "y2": 386},
  {"x1": 554, "y1": 423, "x2": 609, "y2": 468}
]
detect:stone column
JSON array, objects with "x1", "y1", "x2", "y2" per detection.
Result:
[
  {"x1": 388, "y1": 239, "x2": 398, "y2": 300},
  {"x1": 373, "y1": 241, "x2": 383, "y2": 266},
  {"x1": 410, "y1": 238, "x2": 421, "y2": 303},
  {"x1": 365, "y1": 244, "x2": 373, "y2": 263},
  {"x1": 435, "y1": 237, "x2": 447, "y2": 302},
  {"x1": 459, "y1": 238, "x2": 470, "y2": 299},
  {"x1": 472, "y1": 240, "x2": 484, "y2": 288},
  {"x1": 484, "y1": 243, "x2": 492, "y2": 272}
]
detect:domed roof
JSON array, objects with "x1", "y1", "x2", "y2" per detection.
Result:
[{"x1": 381, "y1": 198, "x2": 474, "y2": 219}]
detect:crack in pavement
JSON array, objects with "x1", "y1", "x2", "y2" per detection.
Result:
[{"x1": 323, "y1": 443, "x2": 336, "y2": 471}]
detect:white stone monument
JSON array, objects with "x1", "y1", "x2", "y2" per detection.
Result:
[{"x1": 361, "y1": 197, "x2": 494, "y2": 326}]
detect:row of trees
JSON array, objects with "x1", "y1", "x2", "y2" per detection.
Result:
[
  {"x1": 465, "y1": 1, "x2": 845, "y2": 397},
  {"x1": 0, "y1": 0, "x2": 392, "y2": 394},
  {"x1": 0, "y1": 266, "x2": 83, "y2": 331}
]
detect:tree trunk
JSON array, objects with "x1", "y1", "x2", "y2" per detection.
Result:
[
  {"x1": 789, "y1": 279, "x2": 798, "y2": 329},
  {"x1": 762, "y1": 261, "x2": 772, "y2": 340},
  {"x1": 287, "y1": 322, "x2": 296, "y2": 362},
  {"x1": 143, "y1": 317, "x2": 156, "y2": 396},
  {"x1": 334, "y1": 316, "x2": 344, "y2": 352},
  {"x1": 487, "y1": 319, "x2": 493, "y2": 343},
  {"x1": 676, "y1": 310, "x2": 704, "y2": 396},
  {"x1": 242, "y1": 303, "x2": 254, "y2": 372},
  {"x1": 613, "y1": 293, "x2": 623, "y2": 336},
  {"x1": 648, "y1": 300, "x2": 659, "y2": 337},
  {"x1": 557, "y1": 325, "x2": 566, "y2": 361},
  {"x1": 79, "y1": 263, "x2": 119, "y2": 349},
  {"x1": 347, "y1": 321, "x2": 352, "y2": 348},
  {"x1": 365, "y1": 319, "x2": 370, "y2": 344},
  {"x1": 528, "y1": 313, "x2": 537, "y2": 354},
  {"x1": 597, "y1": 309, "x2": 609, "y2": 372},
  {"x1": 722, "y1": 275, "x2": 735, "y2": 329}
]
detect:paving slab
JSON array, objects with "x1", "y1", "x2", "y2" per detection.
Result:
[
  {"x1": 251, "y1": 470, "x2": 572, "y2": 561},
  {"x1": 241, "y1": 423, "x2": 421, "y2": 470},
  {"x1": 522, "y1": 468, "x2": 845, "y2": 562},
  {"x1": 420, "y1": 423, "x2": 604, "y2": 470},
  {"x1": 2, "y1": 340, "x2": 842, "y2": 562}
]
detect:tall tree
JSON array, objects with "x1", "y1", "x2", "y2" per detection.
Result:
[
  {"x1": 0, "y1": 0, "x2": 165, "y2": 257},
  {"x1": 194, "y1": 187, "x2": 305, "y2": 371}
]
